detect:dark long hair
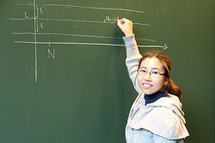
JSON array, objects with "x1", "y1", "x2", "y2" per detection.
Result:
[{"x1": 138, "y1": 50, "x2": 182, "y2": 99}]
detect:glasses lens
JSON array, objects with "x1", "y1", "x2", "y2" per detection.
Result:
[
  {"x1": 151, "y1": 71, "x2": 160, "y2": 78},
  {"x1": 138, "y1": 69, "x2": 163, "y2": 78}
]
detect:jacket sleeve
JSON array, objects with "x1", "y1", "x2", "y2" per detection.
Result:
[{"x1": 123, "y1": 35, "x2": 142, "y2": 93}]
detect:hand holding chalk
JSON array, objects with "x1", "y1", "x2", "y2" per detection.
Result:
[{"x1": 117, "y1": 18, "x2": 134, "y2": 36}]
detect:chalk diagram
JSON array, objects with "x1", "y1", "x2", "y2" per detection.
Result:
[{"x1": 10, "y1": 0, "x2": 168, "y2": 82}]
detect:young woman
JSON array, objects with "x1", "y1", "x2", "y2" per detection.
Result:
[{"x1": 117, "y1": 18, "x2": 189, "y2": 143}]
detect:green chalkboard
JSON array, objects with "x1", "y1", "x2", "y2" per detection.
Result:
[{"x1": 0, "y1": 0, "x2": 214, "y2": 142}]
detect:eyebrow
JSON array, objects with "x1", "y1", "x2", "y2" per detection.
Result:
[{"x1": 139, "y1": 67, "x2": 162, "y2": 71}]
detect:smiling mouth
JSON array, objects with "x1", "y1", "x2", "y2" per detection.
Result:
[{"x1": 143, "y1": 83, "x2": 152, "y2": 88}]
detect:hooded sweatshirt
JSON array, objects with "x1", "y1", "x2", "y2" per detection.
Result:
[{"x1": 123, "y1": 35, "x2": 189, "y2": 140}]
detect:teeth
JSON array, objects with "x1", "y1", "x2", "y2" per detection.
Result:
[{"x1": 143, "y1": 83, "x2": 151, "y2": 88}]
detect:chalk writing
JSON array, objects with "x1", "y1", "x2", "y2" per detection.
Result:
[
  {"x1": 10, "y1": 0, "x2": 167, "y2": 81},
  {"x1": 48, "y1": 49, "x2": 55, "y2": 59},
  {"x1": 104, "y1": 16, "x2": 119, "y2": 23}
]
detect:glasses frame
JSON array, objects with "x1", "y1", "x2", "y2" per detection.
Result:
[{"x1": 137, "y1": 68, "x2": 165, "y2": 78}]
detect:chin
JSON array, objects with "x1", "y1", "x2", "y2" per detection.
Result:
[
  {"x1": 142, "y1": 90, "x2": 157, "y2": 95},
  {"x1": 143, "y1": 91, "x2": 153, "y2": 95}
]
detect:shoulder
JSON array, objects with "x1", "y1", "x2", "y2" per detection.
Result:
[
  {"x1": 143, "y1": 94, "x2": 189, "y2": 139},
  {"x1": 150, "y1": 94, "x2": 182, "y2": 110},
  {"x1": 149, "y1": 93, "x2": 185, "y2": 122},
  {"x1": 138, "y1": 104, "x2": 189, "y2": 139},
  {"x1": 129, "y1": 93, "x2": 189, "y2": 139}
]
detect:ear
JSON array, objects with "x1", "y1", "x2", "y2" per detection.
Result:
[{"x1": 164, "y1": 78, "x2": 168, "y2": 86}]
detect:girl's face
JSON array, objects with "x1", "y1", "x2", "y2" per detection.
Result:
[{"x1": 137, "y1": 57, "x2": 168, "y2": 95}]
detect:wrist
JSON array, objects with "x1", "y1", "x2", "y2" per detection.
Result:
[{"x1": 124, "y1": 30, "x2": 134, "y2": 37}]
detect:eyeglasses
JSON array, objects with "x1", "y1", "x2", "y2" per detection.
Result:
[{"x1": 137, "y1": 68, "x2": 165, "y2": 78}]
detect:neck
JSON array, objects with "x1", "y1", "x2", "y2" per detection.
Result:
[{"x1": 144, "y1": 90, "x2": 167, "y2": 105}]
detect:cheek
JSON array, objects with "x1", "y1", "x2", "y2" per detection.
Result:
[
  {"x1": 155, "y1": 79, "x2": 166, "y2": 89},
  {"x1": 137, "y1": 76, "x2": 143, "y2": 86}
]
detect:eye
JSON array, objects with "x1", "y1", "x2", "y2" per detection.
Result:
[
  {"x1": 151, "y1": 71, "x2": 159, "y2": 75},
  {"x1": 141, "y1": 69, "x2": 147, "y2": 74}
]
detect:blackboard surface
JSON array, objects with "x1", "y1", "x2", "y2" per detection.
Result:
[{"x1": 0, "y1": 0, "x2": 214, "y2": 142}]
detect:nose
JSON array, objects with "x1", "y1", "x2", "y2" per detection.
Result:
[{"x1": 144, "y1": 72, "x2": 152, "y2": 81}]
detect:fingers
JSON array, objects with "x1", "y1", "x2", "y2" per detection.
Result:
[
  {"x1": 117, "y1": 19, "x2": 125, "y2": 25},
  {"x1": 117, "y1": 18, "x2": 130, "y2": 26},
  {"x1": 117, "y1": 18, "x2": 134, "y2": 36}
]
